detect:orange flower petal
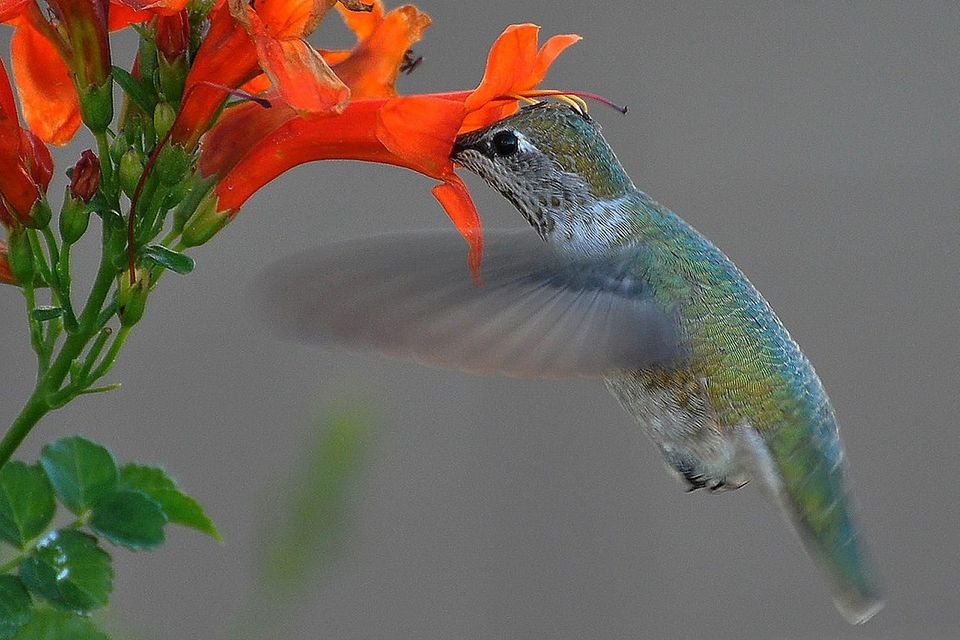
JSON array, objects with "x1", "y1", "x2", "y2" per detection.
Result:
[
  {"x1": 238, "y1": 73, "x2": 272, "y2": 96},
  {"x1": 0, "y1": 57, "x2": 19, "y2": 151},
  {"x1": 205, "y1": 99, "x2": 392, "y2": 213},
  {"x1": 319, "y1": 49, "x2": 352, "y2": 66},
  {"x1": 335, "y1": 0, "x2": 382, "y2": 40},
  {"x1": 527, "y1": 33, "x2": 581, "y2": 90},
  {"x1": 199, "y1": 95, "x2": 299, "y2": 179},
  {"x1": 331, "y1": 4, "x2": 430, "y2": 98},
  {"x1": 432, "y1": 174, "x2": 483, "y2": 280},
  {"x1": 245, "y1": 8, "x2": 349, "y2": 113},
  {"x1": 464, "y1": 23, "x2": 540, "y2": 112},
  {"x1": 10, "y1": 24, "x2": 81, "y2": 145},
  {"x1": 460, "y1": 25, "x2": 581, "y2": 133},
  {"x1": 459, "y1": 98, "x2": 518, "y2": 134},
  {"x1": 171, "y1": 4, "x2": 259, "y2": 147},
  {"x1": 375, "y1": 95, "x2": 465, "y2": 178},
  {"x1": 233, "y1": 0, "x2": 333, "y2": 39}
]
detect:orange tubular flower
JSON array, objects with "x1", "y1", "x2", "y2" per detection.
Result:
[
  {"x1": 171, "y1": 0, "x2": 353, "y2": 150},
  {"x1": 200, "y1": 18, "x2": 579, "y2": 275},
  {"x1": 0, "y1": 57, "x2": 53, "y2": 227}
]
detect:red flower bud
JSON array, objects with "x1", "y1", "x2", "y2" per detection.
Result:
[
  {"x1": 156, "y1": 11, "x2": 190, "y2": 63},
  {"x1": 69, "y1": 150, "x2": 101, "y2": 203}
]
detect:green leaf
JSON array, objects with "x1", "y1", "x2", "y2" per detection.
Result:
[
  {"x1": 0, "y1": 576, "x2": 31, "y2": 640},
  {"x1": 18, "y1": 530, "x2": 113, "y2": 615},
  {"x1": 0, "y1": 463, "x2": 55, "y2": 549},
  {"x1": 111, "y1": 65, "x2": 155, "y2": 114},
  {"x1": 120, "y1": 465, "x2": 220, "y2": 541},
  {"x1": 39, "y1": 438, "x2": 118, "y2": 515},
  {"x1": 139, "y1": 245, "x2": 195, "y2": 275},
  {"x1": 10, "y1": 608, "x2": 108, "y2": 640},
  {"x1": 89, "y1": 489, "x2": 166, "y2": 551},
  {"x1": 29, "y1": 307, "x2": 63, "y2": 323}
]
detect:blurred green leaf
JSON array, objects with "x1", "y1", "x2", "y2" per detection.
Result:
[
  {"x1": 0, "y1": 576, "x2": 31, "y2": 640},
  {"x1": 0, "y1": 463, "x2": 55, "y2": 549},
  {"x1": 140, "y1": 245, "x2": 194, "y2": 275},
  {"x1": 10, "y1": 608, "x2": 108, "y2": 640},
  {"x1": 40, "y1": 438, "x2": 118, "y2": 515},
  {"x1": 120, "y1": 465, "x2": 220, "y2": 541},
  {"x1": 90, "y1": 490, "x2": 166, "y2": 551},
  {"x1": 263, "y1": 411, "x2": 372, "y2": 590},
  {"x1": 19, "y1": 530, "x2": 113, "y2": 614}
]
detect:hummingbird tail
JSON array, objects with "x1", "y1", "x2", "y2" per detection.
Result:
[{"x1": 747, "y1": 425, "x2": 884, "y2": 623}]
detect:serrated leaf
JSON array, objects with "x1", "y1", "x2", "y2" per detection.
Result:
[
  {"x1": 0, "y1": 463, "x2": 55, "y2": 549},
  {"x1": 10, "y1": 608, "x2": 108, "y2": 640},
  {"x1": 89, "y1": 489, "x2": 166, "y2": 551},
  {"x1": 40, "y1": 438, "x2": 118, "y2": 515},
  {"x1": 111, "y1": 66, "x2": 155, "y2": 115},
  {"x1": 30, "y1": 307, "x2": 63, "y2": 322},
  {"x1": 140, "y1": 245, "x2": 194, "y2": 274},
  {"x1": 0, "y1": 576, "x2": 31, "y2": 640},
  {"x1": 120, "y1": 465, "x2": 220, "y2": 541},
  {"x1": 18, "y1": 530, "x2": 112, "y2": 615}
]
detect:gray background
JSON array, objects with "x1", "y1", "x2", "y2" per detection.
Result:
[{"x1": 2, "y1": 1, "x2": 959, "y2": 638}]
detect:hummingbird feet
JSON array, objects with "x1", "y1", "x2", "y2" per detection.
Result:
[
  {"x1": 672, "y1": 458, "x2": 749, "y2": 493},
  {"x1": 681, "y1": 473, "x2": 749, "y2": 493}
]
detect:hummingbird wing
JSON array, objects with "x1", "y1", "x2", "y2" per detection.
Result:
[{"x1": 254, "y1": 230, "x2": 679, "y2": 377}]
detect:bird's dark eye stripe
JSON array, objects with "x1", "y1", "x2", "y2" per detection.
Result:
[{"x1": 492, "y1": 131, "x2": 519, "y2": 156}]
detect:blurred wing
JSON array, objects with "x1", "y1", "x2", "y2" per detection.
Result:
[{"x1": 254, "y1": 230, "x2": 679, "y2": 377}]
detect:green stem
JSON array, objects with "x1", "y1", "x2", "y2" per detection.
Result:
[
  {"x1": 77, "y1": 328, "x2": 113, "y2": 383},
  {"x1": 26, "y1": 231, "x2": 52, "y2": 287},
  {"x1": 56, "y1": 242, "x2": 79, "y2": 332},
  {"x1": 41, "y1": 227, "x2": 60, "y2": 274},
  {"x1": 23, "y1": 283, "x2": 45, "y2": 372},
  {"x1": 96, "y1": 131, "x2": 113, "y2": 188},
  {"x1": 0, "y1": 226, "x2": 119, "y2": 469},
  {"x1": 86, "y1": 326, "x2": 130, "y2": 385}
]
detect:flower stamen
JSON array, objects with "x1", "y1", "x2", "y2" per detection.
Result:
[{"x1": 518, "y1": 89, "x2": 628, "y2": 115}]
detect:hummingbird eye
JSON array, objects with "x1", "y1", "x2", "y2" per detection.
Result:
[{"x1": 492, "y1": 131, "x2": 519, "y2": 157}]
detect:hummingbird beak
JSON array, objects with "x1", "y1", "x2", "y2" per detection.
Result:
[
  {"x1": 451, "y1": 129, "x2": 488, "y2": 162},
  {"x1": 450, "y1": 138, "x2": 473, "y2": 162}
]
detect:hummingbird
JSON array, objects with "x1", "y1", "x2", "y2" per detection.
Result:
[{"x1": 259, "y1": 102, "x2": 882, "y2": 623}]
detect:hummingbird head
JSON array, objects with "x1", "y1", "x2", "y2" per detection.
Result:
[{"x1": 452, "y1": 102, "x2": 634, "y2": 244}]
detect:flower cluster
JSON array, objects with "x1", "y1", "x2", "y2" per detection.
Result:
[
  {"x1": 0, "y1": 4, "x2": 586, "y2": 633},
  {"x1": 0, "y1": 0, "x2": 581, "y2": 281}
]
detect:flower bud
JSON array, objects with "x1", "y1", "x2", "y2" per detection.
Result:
[
  {"x1": 158, "y1": 56, "x2": 188, "y2": 105},
  {"x1": 110, "y1": 135, "x2": 129, "y2": 165},
  {"x1": 119, "y1": 148, "x2": 144, "y2": 198},
  {"x1": 117, "y1": 268, "x2": 150, "y2": 327},
  {"x1": 155, "y1": 143, "x2": 191, "y2": 186},
  {"x1": 156, "y1": 11, "x2": 189, "y2": 62},
  {"x1": 60, "y1": 192, "x2": 91, "y2": 245},
  {"x1": 154, "y1": 103, "x2": 177, "y2": 140},
  {"x1": 22, "y1": 198, "x2": 52, "y2": 230},
  {"x1": 78, "y1": 76, "x2": 114, "y2": 133},
  {"x1": 69, "y1": 150, "x2": 101, "y2": 203},
  {"x1": 181, "y1": 192, "x2": 230, "y2": 247},
  {"x1": 6, "y1": 226, "x2": 34, "y2": 284}
]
